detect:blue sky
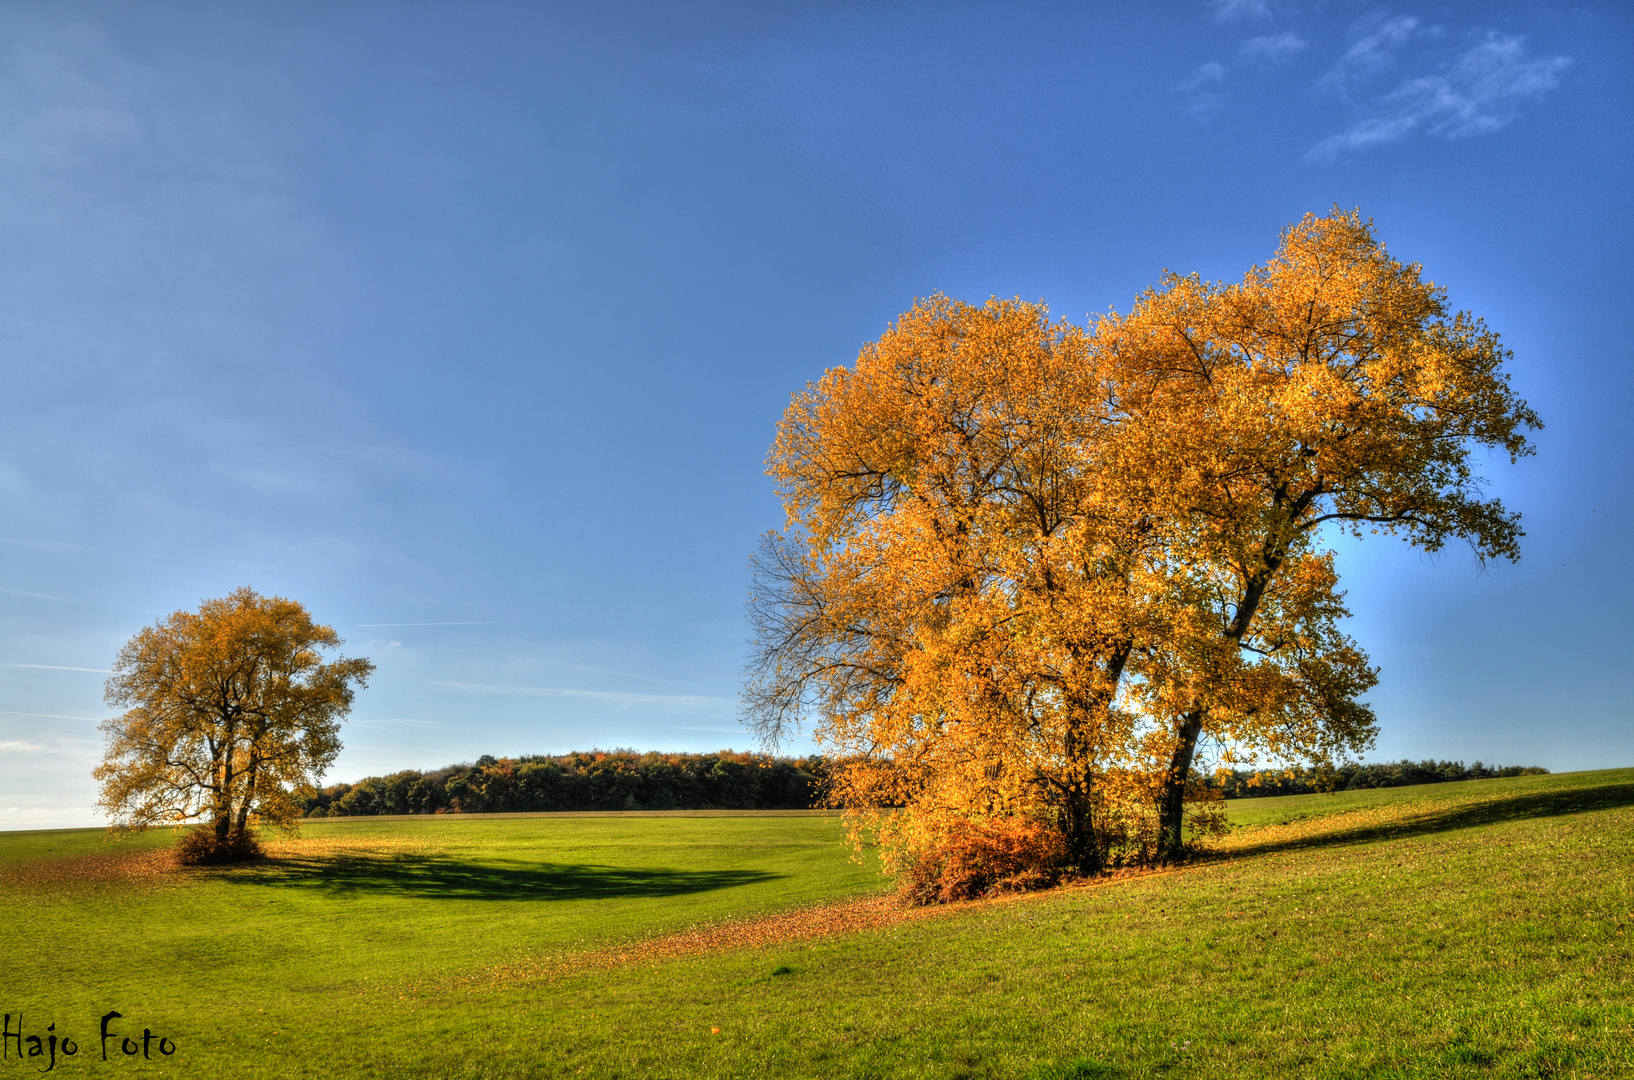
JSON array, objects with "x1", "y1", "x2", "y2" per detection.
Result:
[{"x1": 1, "y1": 0, "x2": 1628, "y2": 827}]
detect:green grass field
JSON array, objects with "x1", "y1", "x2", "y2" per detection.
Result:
[{"x1": 2, "y1": 769, "x2": 1630, "y2": 1079}]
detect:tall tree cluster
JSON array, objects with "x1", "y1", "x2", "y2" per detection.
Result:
[{"x1": 744, "y1": 211, "x2": 1538, "y2": 876}]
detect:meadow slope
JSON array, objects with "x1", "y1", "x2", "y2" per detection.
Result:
[{"x1": 1, "y1": 769, "x2": 1629, "y2": 1078}]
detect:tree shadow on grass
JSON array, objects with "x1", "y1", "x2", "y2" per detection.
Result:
[
  {"x1": 222, "y1": 851, "x2": 783, "y2": 901},
  {"x1": 1212, "y1": 782, "x2": 1634, "y2": 863}
]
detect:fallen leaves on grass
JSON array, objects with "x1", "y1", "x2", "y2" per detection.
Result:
[
  {"x1": 0, "y1": 846, "x2": 178, "y2": 891},
  {"x1": 0, "y1": 833, "x2": 444, "y2": 894},
  {"x1": 259, "y1": 835, "x2": 447, "y2": 862}
]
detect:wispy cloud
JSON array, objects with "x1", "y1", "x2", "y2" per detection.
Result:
[
  {"x1": 1181, "y1": 22, "x2": 1304, "y2": 119},
  {"x1": 431, "y1": 680, "x2": 731, "y2": 709},
  {"x1": 1240, "y1": 32, "x2": 1307, "y2": 66},
  {"x1": 0, "y1": 536, "x2": 84, "y2": 552},
  {"x1": 0, "y1": 664, "x2": 111, "y2": 674},
  {"x1": 357, "y1": 621, "x2": 516, "y2": 627},
  {"x1": 0, "y1": 585, "x2": 77, "y2": 603},
  {"x1": 0, "y1": 586, "x2": 157, "y2": 616},
  {"x1": 349, "y1": 717, "x2": 440, "y2": 729},
  {"x1": 1309, "y1": 29, "x2": 1571, "y2": 162},
  {"x1": 1177, "y1": 62, "x2": 1226, "y2": 92},
  {"x1": 1188, "y1": 5, "x2": 1569, "y2": 155},
  {"x1": 1210, "y1": 0, "x2": 1275, "y2": 24},
  {"x1": 1317, "y1": 13, "x2": 1424, "y2": 97},
  {"x1": 1176, "y1": 62, "x2": 1227, "y2": 120},
  {"x1": 0, "y1": 708, "x2": 104, "y2": 722},
  {"x1": 534, "y1": 659, "x2": 703, "y2": 689}
]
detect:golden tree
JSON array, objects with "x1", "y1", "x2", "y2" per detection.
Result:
[
  {"x1": 747, "y1": 295, "x2": 1162, "y2": 874},
  {"x1": 746, "y1": 210, "x2": 1539, "y2": 882},
  {"x1": 1102, "y1": 210, "x2": 1540, "y2": 861},
  {"x1": 95, "y1": 588, "x2": 373, "y2": 860}
]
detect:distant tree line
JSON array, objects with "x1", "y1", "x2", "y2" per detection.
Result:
[
  {"x1": 1213, "y1": 759, "x2": 1547, "y2": 799},
  {"x1": 301, "y1": 750, "x2": 826, "y2": 816},
  {"x1": 302, "y1": 752, "x2": 1549, "y2": 817}
]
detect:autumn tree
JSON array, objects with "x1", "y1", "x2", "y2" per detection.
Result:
[
  {"x1": 745, "y1": 209, "x2": 1537, "y2": 884},
  {"x1": 95, "y1": 588, "x2": 373, "y2": 861},
  {"x1": 1103, "y1": 210, "x2": 1539, "y2": 862},
  {"x1": 745, "y1": 295, "x2": 1162, "y2": 875}
]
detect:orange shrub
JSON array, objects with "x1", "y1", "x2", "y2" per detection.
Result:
[{"x1": 900, "y1": 817, "x2": 1067, "y2": 905}]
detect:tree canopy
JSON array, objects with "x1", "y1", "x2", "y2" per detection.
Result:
[
  {"x1": 744, "y1": 210, "x2": 1538, "y2": 881},
  {"x1": 95, "y1": 587, "x2": 373, "y2": 859}
]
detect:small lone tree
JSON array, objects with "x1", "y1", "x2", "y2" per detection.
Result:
[{"x1": 95, "y1": 587, "x2": 373, "y2": 862}]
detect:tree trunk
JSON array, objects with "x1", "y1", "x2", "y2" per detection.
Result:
[
  {"x1": 234, "y1": 764, "x2": 257, "y2": 838},
  {"x1": 1057, "y1": 644, "x2": 1131, "y2": 875},
  {"x1": 212, "y1": 761, "x2": 233, "y2": 843},
  {"x1": 1060, "y1": 777, "x2": 1101, "y2": 876},
  {"x1": 214, "y1": 707, "x2": 237, "y2": 843},
  {"x1": 1156, "y1": 709, "x2": 1204, "y2": 865}
]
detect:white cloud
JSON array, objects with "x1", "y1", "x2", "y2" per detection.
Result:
[
  {"x1": 1182, "y1": 16, "x2": 1305, "y2": 123},
  {"x1": 0, "y1": 585, "x2": 77, "y2": 603},
  {"x1": 0, "y1": 731, "x2": 100, "y2": 750},
  {"x1": 1186, "y1": 92, "x2": 1227, "y2": 122},
  {"x1": 431, "y1": 680, "x2": 732, "y2": 709},
  {"x1": 348, "y1": 717, "x2": 440, "y2": 729},
  {"x1": 1309, "y1": 30, "x2": 1571, "y2": 161},
  {"x1": 356, "y1": 621, "x2": 514, "y2": 627},
  {"x1": 1176, "y1": 62, "x2": 1227, "y2": 121},
  {"x1": 0, "y1": 708, "x2": 104, "y2": 722},
  {"x1": 1177, "y1": 62, "x2": 1226, "y2": 92},
  {"x1": 0, "y1": 536, "x2": 84, "y2": 551},
  {"x1": 1240, "y1": 32, "x2": 1307, "y2": 66},
  {"x1": 0, "y1": 663, "x2": 111, "y2": 673},
  {"x1": 1210, "y1": 0, "x2": 1275, "y2": 25},
  {"x1": 0, "y1": 804, "x2": 100, "y2": 827},
  {"x1": 1317, "y1": 13, "x2": 1424, "y2": 97},
  {"x1": 1429, "y1": 32, "x2": 1573, "y2": 135}
]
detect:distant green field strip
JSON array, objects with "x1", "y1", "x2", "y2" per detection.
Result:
[
  {"x1": 1223, "y1": 766, "x2": 1631, "y2": 828},
  {"x1": 308, "y1": 807, "x2": 843, "y2": 823},
  {"x1": 2, "y1": 768, "x2": 1629, "y2": 1078},
  {"x1": 0, "y1": 821, "x2": 179, "y2": 863}
]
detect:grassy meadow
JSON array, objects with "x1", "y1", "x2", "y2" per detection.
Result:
[{"x1": 2, "y1": 769, "x2": 1630, "y2": 1078}]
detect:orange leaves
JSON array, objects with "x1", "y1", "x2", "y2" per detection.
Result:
[
  {"x1": 96, "y1": 588, "x2": 373, "y2": 841},
  {"x1": 899, "y1": 816, "x2": 1068, "y2": 904},
  {"x1": 770, "y1": 295, "x2": 1104, "y2": 548},
  {"x1": 750, "y1": 294, "x2": 1164, "y2": 871},
  {"x1": 747, "y1": 210, "x2": 1536, "y2": 876}
]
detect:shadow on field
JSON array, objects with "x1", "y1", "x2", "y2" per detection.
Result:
[
  {"x1": 232, "y1": 851, "x2": 782, "y2": 901},
  {"x1": 1220, "y1": 782, "x2": 1634, "y2": 861}
]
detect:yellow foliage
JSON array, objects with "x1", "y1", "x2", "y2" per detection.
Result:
[
  {"x1": 95, "y1": 587, "x2": 373, "y2": 852},
  {"x1": 745, "y1": 210, "x2": 1538, "y2": 878}
]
